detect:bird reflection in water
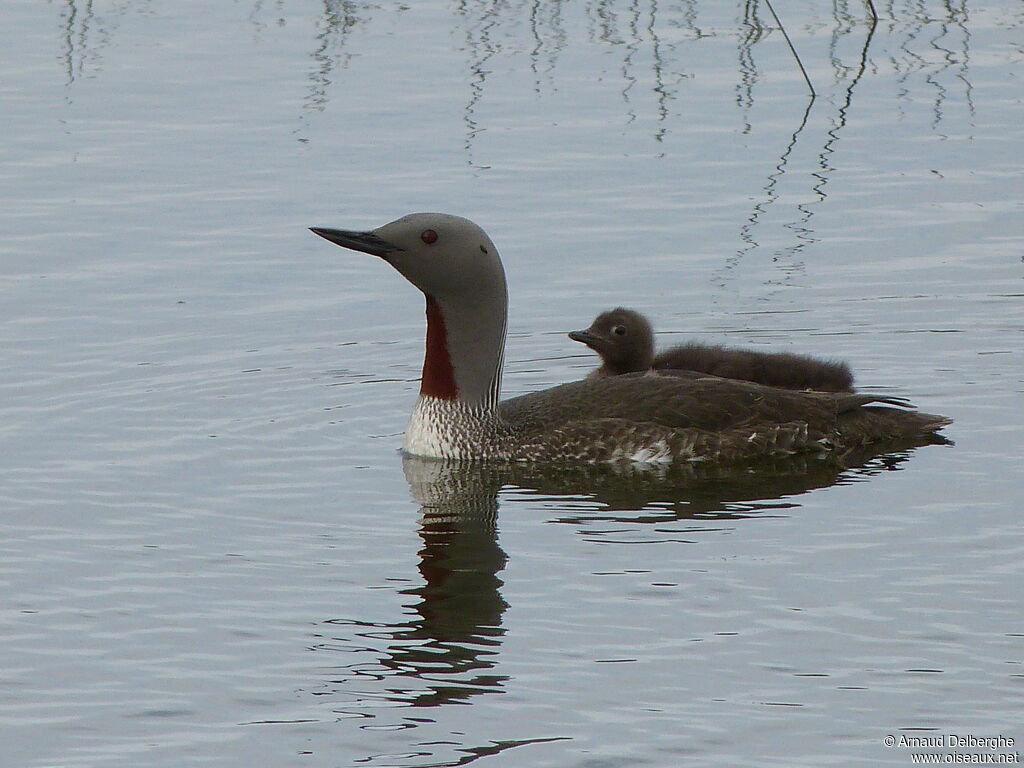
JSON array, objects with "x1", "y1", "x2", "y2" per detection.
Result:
[
  {"x1": 388, "y1": 456, "x2": 510, "y2": 706},
  {"x1": 311, "y1": 434, "x2": 946, "y2": 713},
  {"x1": 313, "y1": 457, "x2": 510, "y2": 710}
]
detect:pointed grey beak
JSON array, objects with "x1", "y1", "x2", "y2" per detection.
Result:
[
  {"x1": 568, "y1": 329, "x2": 600, "y2": 347},
  {"x1": 309, "y1": 227, "x2": 400, "y2": 258}
]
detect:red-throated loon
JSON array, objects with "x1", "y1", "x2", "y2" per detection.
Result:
[
  {"x1": 310, "y1": 213, "x2": 950, "y2": 464},
  {"x1": 570, "y1": 307, "x2": 855, "y2": 392}
]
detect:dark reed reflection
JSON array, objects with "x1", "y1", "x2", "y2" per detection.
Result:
[
  {"x1": 736, "y1": 0, "x2": 767, "y2": 131},
  {"x1": 304, "y1": 1, "x2": 364, "y2": 114},
  {"x1": 54, "y1": 0, "x2": 982, "y2": 130},
  {"x1": 51, "y1": 0, "x2": 985, "y2": 291},
  {"x1": 722, "y1": 9, "x2": 876, "y2": 286},
  {"x1": 618, "y1": 0, "x2": 673, "y2": 143},
  {"x1": 57, "y1": 0, "x2": 98, "y2": 87},
  {"x1": 455, "y1": 0, "x2": 502, "y2": 169},
  {"x1": 811, "y1": 14, "x2": 877, "y2": 203},
  {"x1": 883, "y1": 0, "x2": 977, "y2": 132},
  {"x1": 725, "y1": 98, "x2": 815, "y2": 286}
]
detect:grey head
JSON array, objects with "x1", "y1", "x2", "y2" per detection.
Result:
[
  {"x1": 310, "y1": 213, "x2": 509, "y2": 407},
  {"x1": 569, "y1": 307, "x2": 655, "y2": 375},
  {"x1": 310, "y1": 213, "x2": 505, "y2": 303}
]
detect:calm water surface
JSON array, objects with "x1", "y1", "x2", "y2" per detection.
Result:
[{"x1": 2, "y1": 1, "x2": 1022, "y2": 766}]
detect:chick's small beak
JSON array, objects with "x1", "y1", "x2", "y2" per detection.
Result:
[{"x1": 568, "y1": 329, "x2": 601, "y2": 348}]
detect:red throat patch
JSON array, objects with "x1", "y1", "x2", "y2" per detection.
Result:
[{"x1": 421, "y1": 296, "x2": 458, "y2": 399}]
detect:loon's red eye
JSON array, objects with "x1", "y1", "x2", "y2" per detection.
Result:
[{"x1": 421, "y1": 229, "x2": 438, "y2": 245}]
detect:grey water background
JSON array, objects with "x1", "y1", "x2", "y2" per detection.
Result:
[{"x1": 2, "y1": 1, "x2": 1022, "y2": 766}]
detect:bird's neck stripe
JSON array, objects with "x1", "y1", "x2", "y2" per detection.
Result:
[{"x1": 421, "y1": 295, "x2": 458, "y2": 400}]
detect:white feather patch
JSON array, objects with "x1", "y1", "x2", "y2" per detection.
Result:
[{"x1": 613, "y1": 438, "x2": 674, "y2": 464}]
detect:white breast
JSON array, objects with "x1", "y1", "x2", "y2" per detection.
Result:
[{"x1": 403, "y1": 396, "x2": 498, "y2": 459}]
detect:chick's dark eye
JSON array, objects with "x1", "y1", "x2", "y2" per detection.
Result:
[
  {"x1": 420, "y1": 229, "x2": 438, "y2": 245},
  {"x1": 612, "y1": 325, "x2": 627, "y2": 336}
]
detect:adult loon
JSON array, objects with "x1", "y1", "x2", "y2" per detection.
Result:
[{"x1": 310, "y1": 213, "x2": 949, "y2": 464}]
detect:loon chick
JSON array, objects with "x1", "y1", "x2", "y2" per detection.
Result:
[
  {"x1": 570, "y1": 307, "x2": 855, "y2": 392},
  {"x1": 310, "y1": 213, "x2": 949, "y2": 464}
]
